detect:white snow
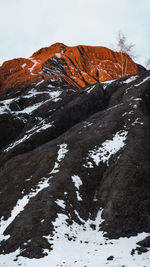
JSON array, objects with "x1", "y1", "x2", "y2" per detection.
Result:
[
  {"x1": 57, "y1": 144, "x2": 68, "y2": 162},
  {"x1": 76, "y1": 191, "x2": 82, "y2": 201},
  {"x1": 26, "y1": 119, "x2": 54, "y2": 135},
  {"x1": 93, "y1": 192, "x2": 98, "y2": 202},
  {"x1": 23, "y1": 87, "x2": 62, "y2": 100},
  {"x1": 74, "y1": 210, "x2": 85, "y2": 223},
  {"x1": 47, "y1": 91, "x2": 62, "y2": 102},
  {"x1": 23, "y1": 88, "x2": 62, "y2": 102},
  {"x1": 123, "y1": 75, "x2": 138, "y2": 84},
  {"x1": 49, "y1": 144, "x2": 68, "y2": 175},
  {"x1": 83, "y1": 161, "x2": 94, "y2": 169},
  {"x1": 47, "y1": 84, "x2": 55, "y2": 88},
  {"x1": 4, "y1": 121, "x2": 54, "y2": 152},
  {"x1": 18, "y1": 102, "x2": 43, "y2": 114},
  {"x1": 134, "y1": 105, "x2": 137, "y2": 109},
  {"x1": 36, "y1": 121, "x2": 54, "y2": 132},
  {"x1": 85, "y1": 85, "x2": 96, "y2": 94},
  {"x1": 21, "y1": 88, "x2": 37, "y2": 99},
  {"x1": 132, "y1": 118, "x2": 144, "y2": 126},
  {"x1": 0, "y1": 87, "x2": 62, "y2": 117},
  {"x1": 83, "y1": 121, "x2": 93, "y2": 128},
  {"x1": 0, "y1": 98, "x2": 17, "y2": 114},
  {"x1": 101, "y1": 78, "x2": 117, "y2": 90},
  {"x1": 0, "y1": 178, "x2": 50, "y2": 242},
  {"x1": 72, "y1": 175, "x2": 82, "y2": 190},
  {"x1": 4, "y1": 134, "x2": 32, "y2": 152},
  {"x1": 3, "y1": 89, "x2": 60, "y2": 116},
  {"x1": 134, "y1": 76, "x2": 150, "y2": 87},
  {"x1": 35, "y1": 80, "x2": 44, "y2": 87},
  {"x1": 1, "y1": 208, "x2": 150, "y2": 267},
  {"x1": 55, "y1": 53, "x2": 61, "y2": 58},
  {"x1": 1, "y1": 144, "x2": 68, "y2": 244},
  {"x1": 72, "y1": 175, "x2": 83, "y2": 201},
  {"x1": 134, "y1": 98, "x2": 142, "y2": 101},
  {"x1": 84, "y1": 130, "x2": 128, "y2": 167},
  {"x1": 28, "y1": 58, "x2": 39, "y2": 75},
  {"x1": 55, "y1": 200, "x2": 66, "y2": 209},
  {"x1": 50, "y1": 162, "x2": 59, "y2": 174},
  {"x1": 122, "y1": 110, "x2": 134, "y2": 117},
  {"x1": 22, "y1": 63, "x2": 26, "y2": 69}
]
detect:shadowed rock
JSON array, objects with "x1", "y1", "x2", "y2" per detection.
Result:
[{"x1": 0, "y1": 46, "x2": 150, "y2": 260}]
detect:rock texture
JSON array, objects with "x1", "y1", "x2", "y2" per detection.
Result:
[
  {"x1": 0, "y1": 43, "x2": 138, "y2": 93},
  {"x1": 0, "y1": 44, "x2": 150, "y2": 264}
]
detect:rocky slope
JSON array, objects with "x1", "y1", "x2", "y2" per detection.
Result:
[
  {"x1": 0, "y1": 43, "x2": 139, "y2": 94},
  {"x1": 0, "y1": 44, "x2": 150, "y2": 266}
]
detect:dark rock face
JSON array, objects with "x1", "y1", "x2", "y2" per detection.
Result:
[
  {"x1": 137, "y1": 236, "x2": 150, "y2": 247},
  {"x1": 0, "y1": 56, "x2": 150, "y2": 260},
  {"x1": 107, "y1": 256, "x2": 114, "y2": 261}
]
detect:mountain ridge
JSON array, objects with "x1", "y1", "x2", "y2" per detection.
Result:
[
  {"x1": 0, "y1": 44, "x2": 150, "y2": 266},
  {"x1": 0, "y1": 43, "x2": 139, "y2": 94}
]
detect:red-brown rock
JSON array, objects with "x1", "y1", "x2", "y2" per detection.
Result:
[{"x1": 0, "y1": 43, "x2": 138, "y2": 93}]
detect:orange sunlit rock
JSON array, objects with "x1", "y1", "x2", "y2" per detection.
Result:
[{"x1": 0, "y1": 43, "x2": 138, "y2": 94}]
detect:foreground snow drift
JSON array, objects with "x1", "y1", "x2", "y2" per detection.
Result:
[{"x1": 0, "y1": 210, "x2": 150, "y2": 267}]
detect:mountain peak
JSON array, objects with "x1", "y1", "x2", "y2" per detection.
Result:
[
  {"x1": 0, "y1": 43, "x2": 139, "y2": 94},
  {"x1": 0, "y1": 42, "x2": 150, "y2": 266}
]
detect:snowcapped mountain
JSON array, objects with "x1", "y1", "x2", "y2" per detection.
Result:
[{"x1": 0, "y1": 43, "x2": 150, "y2": 267}]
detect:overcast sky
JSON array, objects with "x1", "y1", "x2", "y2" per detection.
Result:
[{"x1": 0, "y1": 0, "x2": 149, "y2": 66}]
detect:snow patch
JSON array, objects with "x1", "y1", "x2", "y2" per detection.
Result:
[
  {"x1": 134, "y1": 76, "x2": 150, "y2": 87},
  {"x1": 18, "y1": 102, "x2": 43, "y2": 114},
  {"x1": 83, "y1": 121, "x2": 93, "y2": 128},
  {"x1": 22, "y1": 63, "x2": 26, "y2": 69},
  {"x1": 72, "y1": 175, "x2": 83, "y2": 201},
  {"x1": 101, "y1": 78, "x2": 117, "y2": 90},
  {"x1": 55, "y1": 200, "x2": 66, "y2": 209},
  {"x1": 76, "y1": 191, "x2": 82, "y2": 201},
  {"x1": 74, "y1": 210, "x2": 85, "y2": 223},
  {"x1": 132, "y1": 118, "x2": 144, "y2": 126},
  {"x1": 28, "y1": 58, "x2": 39, "y2": 75},
  {"x1": 134, "y1": 98, "x2": 142, "y2": 101},
  {"x1": 0, "y1": 178, "x2": 50, "y2": 242},
  {"x1": 47, "y1": 91, "x2": 62, "y2": 102},
  {"x1": 0, "y1": 98, "x2": 17, "y2": 114},
  {"x1": 84, "y1": 130, "x2": 128, "y2": 167},
  {"x1": 22, "y1": 88, "x2": 62, "y2": 102},
  {"x1": 50, "y1": 144, "x2": 68, "y2": 175},
  {"x1": 72, "y1": 175, "x2": 82, "y2": 190},
  {"x1": 83, "y1": 161, "x2": 94, "y2": 169},
  {"x1": 123, "y1": 75, "x2": 138, "y2": 84},
  {"x1": 4, "y1": 120, "x2": 54, "y2": 152},
  {"x1": 57, "y1": 144, "x2": 68, "y2": 162},
  {"x1": 0, "y1": 210, "x2": 150, "y2": 266},
  {"x1": 55, "y1": 53, "x2": 61, "y2": 58},
  {"x1": 85, "y1": 85, "x2": 96, "y2": 94},
  {"x1": 35, "y1": 80, "x2": 44, "y2": 87}
]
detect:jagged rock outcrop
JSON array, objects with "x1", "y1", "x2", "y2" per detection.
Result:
[
  {"x1": 0, "y1": 44, "x2": 150, "y2": 266},
  {"x1": 0, "y1": 43, "x2": 138, "y2": 94}
]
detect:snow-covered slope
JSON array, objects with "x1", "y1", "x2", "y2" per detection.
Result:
[
  {"x1": 0, "y1": 49, "x2": 150, "y2": 266},
  {"x1": 0, "y1": 211, "x2": 150, "y2": 267}
]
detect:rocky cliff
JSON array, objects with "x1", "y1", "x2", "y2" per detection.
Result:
[
  {"x1": 0, "y1": 43, "x2": 138, "y2": 93},
  {"x1": 0, "y1": 44, "x2": 150, "y2": 266}
]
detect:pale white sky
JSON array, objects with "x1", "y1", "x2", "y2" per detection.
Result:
[{"x1": 0, "y1": 0, "x2": 149, "y2": 66}]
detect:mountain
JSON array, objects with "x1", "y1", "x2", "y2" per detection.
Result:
[
  {"x1": 0, "y1": 43, "x2": 150, "y2": 267},
  {"x1": 0, "y1": 43, "x2": 139, "y2": 94}
]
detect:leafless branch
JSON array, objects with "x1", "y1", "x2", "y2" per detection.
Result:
[{"x1": 145, "y1": 58, "x2": 150, "y2": 69}]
